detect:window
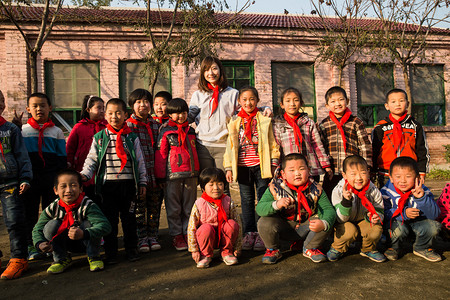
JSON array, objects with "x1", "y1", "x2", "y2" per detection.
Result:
[
  {"x1": 222, "y1": 61, "x2": 254, "y2": 91},
  {"x1": 356, "y1": 63, "x2": 394, "y2": 126},
  {"x1": 271, "y1": 62, "x2": 316, "y2": 120},
  {"x1": 410, "y1": 64, "x2": 445, "y2": 126},
  {"x1": 45, "y1": 61, "x2": 100, "y2": 129},
  {"x1": 118, "y1": 61, "x2": 171, "y2": 101}
]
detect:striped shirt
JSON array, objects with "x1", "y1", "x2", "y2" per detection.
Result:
[
  {"x1": 238, "y1": 118, "x2": 260, "y2": 167},
  {"x1": 104, "y1": 131, "x2": 134, "y2": 181}
]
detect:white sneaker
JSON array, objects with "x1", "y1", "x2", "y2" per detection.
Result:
[
  {"x1": 197, "y1": 256, "x2": 212, "y2": 268},
  {"x1": 149, "y1": 237, "x2": 161, "y2": 251},
  {"x1": 138, "y1": 238, "x2": 150, "y2": 253}
]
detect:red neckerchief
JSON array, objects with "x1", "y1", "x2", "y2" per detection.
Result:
[
  {"x1": 389, "y1": 112, "x2": 408, "y2": 152},
  {"x1": 285, "y1": 180, "x2": 312, "y2": 222},
  {"x1": 27, "y1": 118, "x2": 55, "y2": 165},
  {"x1": 329, "y1": 108, "x2": 352, "y2": 153},
  {"x1": 106, "y1": 123, "x2": 132, "y2": 173},
  {"x1": 391, "y1": 186, "x2": 412, "y2": 226},
  {"x1": 202, "y1": 192, "x2": 227, "y2": 244},
  {"x1": 152, "y1": 115, "x2": 169, "y2": 124},
  {"x1": 283, "y1": 112, "x2": 303, "y2": 153},
  {"x1": 51, "y1": 192, "x2": 85, "y2": 242},
  {"x1": 86, "y1": 118, "x2": 106, "y2": 134},
  {"x1": 207, "y1": 83, "x2": 220, "y2": 117},
  {"x1": 346, "y1": 180, "x2": 382, "y2": 225},
  {"x1": 127, "y1": 115, "x2": 154, "y2": 147},
  {"x1": 237, "y1": 108, "x2": 258, "y2": 143},
  {"x1": 168, "y1": 120, "x2": 189, "y2": 149},
  {"x1": 0, "y1": 116, "x2": 6, "y2": 161}
]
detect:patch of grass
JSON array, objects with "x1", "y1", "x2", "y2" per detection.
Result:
[{"x1": 428, "y1": 168, "x2": 450, "y2": 180}]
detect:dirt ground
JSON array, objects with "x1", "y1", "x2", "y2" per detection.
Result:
[{"x1": 0, "y1": 180, "x2": 449, "y2": 300}]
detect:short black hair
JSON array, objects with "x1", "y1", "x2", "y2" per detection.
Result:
[
  {"x1": 386, "y1": 88, "x2": 408, "y2": 103},
  {"x1": 106, "y1": 98, "x2": 127, "y2": 112},
  {"x1": 199, "y1": 168, "x2": 227, "y2": 191},
  {"x1": 27, "y1": 92, "x2": 52, "y2": 106},
  {"x1": 154, "y1": 91, "x2": 172, "y2": 102},
  {"x1": 325, "y1": 86, "x2": 348, "y2": 104},
  {"x1": 54, "y1": 169, "x2": 83, "y2": 188},
  {"x1": 80, "y1": 95, "x2": 104, "y2": 120},
  {"x1": 281, "y1": 153, "x2": 308, "y2": 170},
  {"x1": 389, "y1": 156, "x2": 419, "y2": 176},
  {"x1": 342, "y1": 155, "x2": 368, "y2": 173},
  {"x1": 128, "y1": 88, "x2": 153, "y2": 109},
  {"x1": 239, "y1": 86, "x2": 259, "y2": 101},
  {"x1": 280, "y1": 87, "x2": 304, "y2": 107},
  {"x1": 166, "y1": 98, "x2": 188, "y2": 114}
]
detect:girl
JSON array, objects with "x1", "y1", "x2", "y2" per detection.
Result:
[
  {"x1": 187, "y1": 168, "x2": 242, "y2": 268},
  {"x1": 66, "y1": 95, "x2": 106, "y2": 199},
  {"x1": 152, "y1": 91, "x2": 171, "y2": 125},
  {"x1": 437, "y1": 183, "x2": 450, "y2": 240},
  {"x1": 127, "y1": 89, "x2": 163, "y2": 253},
  {"x1": 272, "y1": 87, "x2": 332, "y2": 181},
  {"x1": 223, "y1": 86, "x2": 280, "y2": 252}
]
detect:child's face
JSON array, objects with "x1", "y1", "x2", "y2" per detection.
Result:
[
  {"x1": 203, "y1": 62, "x2": 220, "y2": 86},
  {"x1": 133, "y1": 98, "x2": 151, "y2": 119},
  {"x1": 27, "y1": 96, "x2": 51, "y2": 123},
  {"x1": 169, "y1": 111, "x2": 187, "y2": 124},
  {"x1": 385, "y1": 92, "x2": 408, "y2": 118},
  {"x1": 342, "y1": 164, "x2": 370, "y2": 190},
  {"x1": 281, "y1": 159, "x2": 310, "y2": 187},
  {"x1": 53, "y1": 174, "x2": 82, "y2": 205},
  {"x1": 153, "y1": 97, "x2": 168, "y2": 118},
  {"x1": 0, "y1": 91, "x2": 5, "y2": 115},
  {"x1": 238, "y1": 90, "x2": 259, "y2": 114},
  {"x1": 87, "y1": 101, "x2": 105, "y2": 122},
  {"x1": 280, "y1": 92, "x2": 301, "y2": 117},
  {"x1": 105, "y1": 103, "x2": 126, "y2": 130},
  {"x1": 204, "y1": 179, "x2": 224, "y2": 199},
  {"x1": 389, "y1": 166, "x2": 417, "y2": 193},
  {"x1": 326, "y1": 92, "x2": 348, "y2": 117}
]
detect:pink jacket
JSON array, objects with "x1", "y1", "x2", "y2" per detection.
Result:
[{"x1": 438, "y1": 183, "x2": 450, "y2": 229}]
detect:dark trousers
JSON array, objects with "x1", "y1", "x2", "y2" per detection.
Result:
[
  {"x1": 196, "y1": 142, "x2": 230, "y2": 195},
  {"x1": 322, "y1": 174, "x2": 343, "y2": 201}
]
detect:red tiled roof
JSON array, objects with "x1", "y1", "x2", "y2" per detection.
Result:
[{"x1": 1, "y1": 5, "x2": 449, "y2": 34}]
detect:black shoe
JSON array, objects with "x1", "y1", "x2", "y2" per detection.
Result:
[
  {"x1": 126, "y1": 249, "x2": 141, "y2": 262},
  {"x1": 103, "y1": 254, "x2": 118, "y2": 265}
]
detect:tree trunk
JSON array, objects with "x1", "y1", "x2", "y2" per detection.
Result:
[
  {"x1": 401, "y1": 64, "x2": 412, "y2": 113},
  {"x1": 338, "y1": 66, "x2": 343, "y2": 87},
  {"x1": 149, "y1": 70, "x2": 159, "y2": 96},
  {"x1": 29, "y1": 50, "x2": 39, "y2": 93}
]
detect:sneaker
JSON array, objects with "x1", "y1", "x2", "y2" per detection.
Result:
[
  {"x1": 222, "y1": 255, "x2": 238, "y2": 266},
  {"x1": 360, "y1": 251, "x2": 387, "y2": 263},
  {"x1": 327, "y1": 248, "x2": 344, "y2": 262},
  {"x1": 196, "y1": 256, "x2": 212, "y2": 269},
  {"x1": 47, "y1": 257, "x2": 72, "y2": 274},
  {"x1": 289, "y1": 240, "x2": 304, "y2": 252},
  {"x1": 1, "y1": 258, "x2": 28, "y2": 280},
  {"x1": 173, "y1": 234, "x2": 188, "y2": 251},
  {"x1": 103, "y1": 254, "x2": 118, "y2": 265},
  {"x1": 384, "y1": 248, "x2": 399, "y2": 261},
  {"x1": 262, "y1": 249, "x2": 282, "y2": 264},
  {"x1": 242, "y1": 232, "x2": 256, "y2": 251},
  {"x1": 88, "y1": 257, "x2": 104, "y2": 272},
  {"x1": 149, "y1": 237, "x2": 162, "y2": 251},
  {"x1": 138, "y1": 238, "x2": 150, "y2": 253},
  {"x1": 28, "y1": 245, "x2": 43, "y2": 260},
  {"x1": 413, "y1": 249, "x2": 442, "y2": 262},
  {"x1": 303, "y1": 247, "x2": 327, "y2": 263},
  {"x1": 126, "y1": 249, "x2": 141, "y2": 262},
  {"x1": 253, "y1": 233, "x2": 265, "y2": 251}
]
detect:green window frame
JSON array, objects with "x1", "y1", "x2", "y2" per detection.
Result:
[
  {"x1": 271, "y1": 62, "x2": 316, "y2": 120},
  {"x1": 222, "y1": 61, "x2": 255, "y2": 91},
  {"x1": 356, "y1": 63, "x2": 394, "y2": 127}
]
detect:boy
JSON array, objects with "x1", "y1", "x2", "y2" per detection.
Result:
[
  {"x1": 381, "y1": 157, "x2": 441, "y2": 262},
  {"x1": 372, "y1": 88, "x2": 429, "y2": 188},
  {"x1": 318, "y1": 86, "x2": 372, "y2": 199},
  {"x1": 81, "y1": 98, "x2": 147, "y2": 263},
  {"x1": 0, "y1": 90, "x2": 32, "y2": 279},
  {"x1": 327, "y1": 155, "x2": 386, "y2": 263},
  {"x1": 32, "y1": 169, "x2": 111, "y2": 274},
  {"x1": 152, "y1": 91, "x2": 171, "y2": 124},
  {"x1": 21, "y1": 92, "x2": 67, "y2": 260},
  {"x1": 256, "y1": 153, "x2": 336, "y2": 264}
]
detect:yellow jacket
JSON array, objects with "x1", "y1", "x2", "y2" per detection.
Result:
[{"x1": 223, "y1": 112, "x2": 280, "y2": 181}]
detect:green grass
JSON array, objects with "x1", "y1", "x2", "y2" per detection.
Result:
[{"x1": 428, "y1": 168, "x2": 450, "y2": 180}]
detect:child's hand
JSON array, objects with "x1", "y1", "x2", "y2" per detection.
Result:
[
  {"x1": 370, "y1": 213, "x2": 381, "y2": 225},
  {"x1": 411, "y1": 178, "x2": 424, "y2": 198},
  {"x1": 226, "y1": 170, "x2": 233, "y2": 183},
  {"x1": 81, "y1": 174, "x2": 88, "y2": 182},
  {"x1": 11, "y1": 109, "x2": 23, "y2": 128},
  {"x1": 271, "y1": 166, "x2": 277, "y2": 177},
  {"x1": 405, "y1": 207, "x2": 420, "y2": 219},
  {"x1": 192, "y1": 251, "x2": 201, "y2": 263},
  {"x1": 19, "y1": 183, "x2": 30, "y2": 195},
  {"x1": 38, "y1": 242, "x2": 53, "y2": 253},
  {"x1": 262, "y1": 107, "x2": 273, "y2": 117},
  {"x1": 68, "y1": 226, "x2": 84, "y2": 240},
  {"x1": 309, "y1": 219, "x2": 325, "y2": 233},
  {"x1": 234, "y1": 250, "x2": 241, "y2": 257},
  {"x1": 325, "y1": 167, "x2": 333, "y2": 180},
  {"x1": 343, "y1": 181, "x2": 352, "y2": 200},
  {"x1": 276, "y1": 197, "x2": 293, "y2": 209},
  {"x1": 419, "y1": 174, "x2": 426, "y2": 186},
  {"x1": 139, "y1": 186, "x2": 147, "y2": 201}
]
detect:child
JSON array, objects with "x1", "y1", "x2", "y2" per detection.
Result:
[
  {"x1": 155, "y1": 98, "x2": 199, "y2": 251},
  {"x1": 127, "y1": 89, "x2": 163, "y2": 252},
  {"x1": 66, "y1": 95, "x2": 106, "y2": 200},
  {"x1": 437, "y1": 183, "x2": 450, "y2": 239},
  {"x1": 273, "y1": 87, "x2": 331, "y2": 182},
  {"x1": 372, "y1": 88, "x2": 429, "y2": 188},
  {"x1": 81, "y1": 98, "x2": 147, "y2": 263},
  {"x1": 318, "y1": 86, "x2": 372, "y2": 199},
  {"x1": 32, "y1": 169, "x2": 111, "y2": 274},
  {"x1": 21, "y1": 92, "x2": 67, "y2": 260},
  {"x1": 187, "y1": 168, "x2": 242, "y2": 268},
  {"x1": 256, "y1": 153, "x2": 336, "y2": 264},
  {"x1": 381, "y1": 157, "x2": 441, "y2": 262},
  {"x1": 0, "y1": 90, "x2": 32, "y2": 279},
  {"x1": 223, "y1": 86, "x2": 280, "y2": 252},
  {"x1": 152, "y1": 91, "x2": 171, "y2": 124},
  {"x1": 327, "y1": 155, "x2": 386, "y2": 263}
]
